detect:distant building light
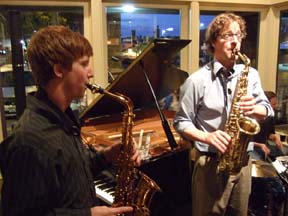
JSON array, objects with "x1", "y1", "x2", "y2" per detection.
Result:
[
  {"x1": 123, "y1": 38, "x2": 132, "y2": 43},
  {"x1": 200, "y1": 22, "x2": 205, "y2": 29},
  {"x1": 121, "y1": 5, "x2": 135, "y2": 13}
]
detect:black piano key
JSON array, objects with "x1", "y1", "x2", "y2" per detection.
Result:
[{"x1": 104, "y1": 188, "x2": 115, "y2": 193}]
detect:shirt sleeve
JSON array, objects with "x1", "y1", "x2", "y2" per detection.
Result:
[
  {"x1": 250, "y1": 67, "x2": 274, "y2": 118},
  {"x1": 173, "y1": 76, "x2": 200, "y2": 134},
  {"x1": 85, "y1": 145, "x2": 110, "y2": 179},
  {"x1": 1, "y1": 145, "x2": 91, "y2": 216}
]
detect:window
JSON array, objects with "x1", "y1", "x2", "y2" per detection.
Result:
[
  {"x1": 106, "y1": 6, "x2": 181, "y2": 79},
  {"x1": 0, "y1": 64, "x2": 36, "y2": 118},
  {"x1": 276, "y1": 10, "x2": 288, "y2": 124}
]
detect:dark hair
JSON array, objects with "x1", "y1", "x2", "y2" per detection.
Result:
[
  {"x1": 205, "y1": 13, "x2": 247, "y2": 54},
  {"x1": 27, "y1": 25, "x2": 93, "y2": 87},
  {"x1": 264, "y1": 91, "x2": 276, "y2": 101}
]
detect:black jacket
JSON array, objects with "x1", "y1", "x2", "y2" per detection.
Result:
[{"x1": 0, "y1": 89, "x2": 108, "y2": 216}]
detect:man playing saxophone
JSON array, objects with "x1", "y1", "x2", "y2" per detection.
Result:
[
  {"x1": 174, "y1": 13, "x2": 273, "y2": 216},
  {"x1": 0, "y1": 25, "x2": 141, "y2": 216}
]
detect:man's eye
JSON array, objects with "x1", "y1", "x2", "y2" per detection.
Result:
[
  {"x1": 220, "y1": 33, "x2": 243, "y2": 41},
  {"x1": 81, "y1": 62, "x2": 89, "y2": 67}
]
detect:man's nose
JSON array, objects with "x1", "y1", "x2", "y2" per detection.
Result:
[{"x1": 87, "y1": 67, "x2": 93, "y2": 78}]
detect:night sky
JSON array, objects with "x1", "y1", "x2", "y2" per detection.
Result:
[{"x1": 120, "y1": 13, "x2": 215, "y2": 38}]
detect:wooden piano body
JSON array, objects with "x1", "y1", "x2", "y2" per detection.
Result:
[{"x1": 80, "y1": 39, "x2": 192, "y2": 216}]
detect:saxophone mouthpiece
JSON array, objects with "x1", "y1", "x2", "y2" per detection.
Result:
[
  {"x1": 233, "y1": 48, "x2": 239, "y2": 56},
  {"x1": 86, "y1": 83, "x2": 105, "y2": 94}
]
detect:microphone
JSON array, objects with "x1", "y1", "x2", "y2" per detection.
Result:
[{"x1": 227, "y1": 88, "x2": 232, "y2": 95}]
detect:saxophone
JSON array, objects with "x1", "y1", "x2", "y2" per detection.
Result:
[
  {"x1": 86, "y1": 83, "x2": 161, "y2": 216},
  {"x1": 218, "y1": 50, "x2": 260, "y2": 175}
]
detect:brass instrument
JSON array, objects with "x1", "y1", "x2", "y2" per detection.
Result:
[
  {"x1": 218, "y1": 50, "x2": 260, "y2": 175},
  {"x1": 86, "y1": 83, "x2": 161, "y2": 216}
]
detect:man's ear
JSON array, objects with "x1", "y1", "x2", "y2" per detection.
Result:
[
  {"x1": 53, "y1": 64, "x2": 65, "y2": 78},
  {"x1": 211, "y1": 42, "x2": 215, "y2": 50}
]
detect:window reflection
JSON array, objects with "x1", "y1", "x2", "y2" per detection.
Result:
[
  {"x1": 276, "y1": 10, "x2": 288, "y2": 124},
  {"x1": 106, "y1": 7, "x2": 180, "y2": 79}
]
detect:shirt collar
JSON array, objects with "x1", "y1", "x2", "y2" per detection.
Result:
[
  {"x1": 28, "y1": 88, "x2": 81, "y2": 135},
  {"x1": 213, "y1": 59, "x2": 235, "y2": 78}
]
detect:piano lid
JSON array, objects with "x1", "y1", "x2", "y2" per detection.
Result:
[{"x1": 80, "y1": 38, "x2": 191, "y2": 120}]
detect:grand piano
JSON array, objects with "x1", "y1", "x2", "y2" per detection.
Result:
[{"x1": 80, "y1": 38, "x2": 192, "y2": 216}]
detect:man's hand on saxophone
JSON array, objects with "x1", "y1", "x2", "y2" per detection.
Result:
[
  {"x1": 240, "y1": 95, "x2": 268, "y2": 120},
  {"x1": 239, "y1": 95, "x2": 256, "y2": 116},
  {"x1": 91, "y1": 205, "x2": 133, "y2": 216},
  {"x1": 203, "y1": 130, "x2": 231, "y2": 154},
  {"x1": 181, "y1": 127, "x2": 231, "y2": 154}
]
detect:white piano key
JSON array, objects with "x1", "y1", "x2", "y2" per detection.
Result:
[{"x1": 95, "y1": 183, "x2": 115, "y2": 205}]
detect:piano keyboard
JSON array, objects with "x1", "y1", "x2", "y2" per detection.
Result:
[{"x1": 94, "y1": 170, "x2": 116, "y2": 205}]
